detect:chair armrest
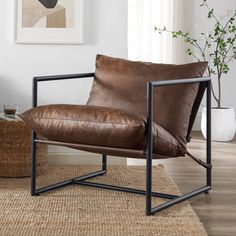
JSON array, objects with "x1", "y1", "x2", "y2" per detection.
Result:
[
  {"x1": 33, "y1": 73, "x2": 94, "y2": 107},
  {"x1": 34, "y1": 73, "x2": 94, "y2": 82},
  {"x1": 146, "y1": 77, "x2": 212, "y2": 154},
  {"x1": 149, "y1": 77, "x2": 211, "y2": 87}
]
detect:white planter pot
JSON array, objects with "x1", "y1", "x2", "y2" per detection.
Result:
[{"x1": 201, "y1": 107, "x2": 236, "y2": 141}]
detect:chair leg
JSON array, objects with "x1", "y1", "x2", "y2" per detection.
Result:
[
  {"x1": 206, "y1": 79, "x2": 212, "y2": 193},
  {"x1": 205, "y1": 131, "x2": 211, "y2": 194},
  {"x1": 146, "y1": 150, "x2": 152, "y2": 216},
  {"x1": 102, "y1": 154, "x2": 107, "y2": 172},
  {"x1": 144, "y1": 131, "x2": 211, "y2": 215},
  {"x1": 31, "y1": 135, "x2": 107, "y2": 196},
  {"x1": 146, "y1": 81, "x2": 153, "y2": 216},
  {"x1": 31, "y1": 131, "x2": 38, "y2": 196}
]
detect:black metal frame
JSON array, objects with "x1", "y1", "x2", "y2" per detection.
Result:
[{"x1": 31, "y1": 73, "x2": 211, "y2": 216}]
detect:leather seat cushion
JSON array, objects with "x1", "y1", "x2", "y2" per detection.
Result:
[{"x1": 19, "y1": 104, "x2": 184, "y2": 157}]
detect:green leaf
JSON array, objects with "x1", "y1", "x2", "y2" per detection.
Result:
[{"x1": 208, "y1": 9, "x2": 214, "y2": 18}]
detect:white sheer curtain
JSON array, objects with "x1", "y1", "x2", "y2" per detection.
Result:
[{"x1": 128, "y1": 0, "x2": 187, "y2": 64}]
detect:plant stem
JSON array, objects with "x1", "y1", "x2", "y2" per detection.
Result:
[
  {"x1": 218, "y1": 74, "x2": 221, "y2": 108},
  {"x1": 207, "y1": 66, "x2": 218, "y2": 104},
  {"x1": 204, "y1": 3, "x2": 224, "y2": 28},
  {"x1": 223, "y1": 43, "x2": 236, "y2": 64}
]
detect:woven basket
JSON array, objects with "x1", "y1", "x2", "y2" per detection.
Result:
[{"x1": 0, "y1": 119, "x2": 48, "y2": 177}]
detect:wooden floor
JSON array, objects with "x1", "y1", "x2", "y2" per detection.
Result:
[{"x1": 158, "y1": 132, "x2": 236, "y2": 236}]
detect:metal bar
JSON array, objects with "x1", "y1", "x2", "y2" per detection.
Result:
[
  {"x1": 31, "y1": 132, "x2": 37, "y2": 196},
  {"x1": 102, "y1": 154, "x2": 107, "y2": 172},
  {"x1": 73, "y1": 181, "x2": 178, "y2": 199},
  {"x1": 31, "y1": 74, "x2": 38, "y2": 196},
  {"x1": 206, "y1": 81, "x2": 212, "y2": 188},
  {"x1": 151, "y1": 77, "x2": 211, "y2": 87},
  {"x1": 33, "y1": 78, "x2": 38, "y2": 107},
  {"x1": 146, "y1": 82, "x2": 154, "y2": 215},
  {"x1": 34, "y1": 73, "x2": 94, "y2": 82},
  {"x1": 72, "y1": 170, "x2": 106, "y2": 182},
  {"x1": 151, "y1": 186, "x2": 211, "y2": 214},
  {"x1": 36, "y1": 170, "x2": 106, "y2": 194},
  {"x1": 36, "y1": 179, "x2": 73, "y2": 194}
]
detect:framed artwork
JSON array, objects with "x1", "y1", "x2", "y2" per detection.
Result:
[{"x1": 14, "y1": 0, "x2": 84, "y2": 44}]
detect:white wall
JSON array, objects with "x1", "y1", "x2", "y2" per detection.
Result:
[
  {"x1": 0, "y1": 0, "x2": 128, "y2": 165},
  {"x1": 186, "y1": 0, "x2": 236, "y2": 129},
  {"x1": 0, "y1": 0, "x2": 127, "y2": 111}
]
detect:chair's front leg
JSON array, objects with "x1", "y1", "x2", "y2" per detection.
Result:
[
  {"x1": 146, "y1": 146, "x2": 153, "y2": 215},
  {"x1": 31, "y1": 138, "x2": 107, "y2": 196},
  {"x1": 146, "y1": 82, "x2": 154, "y2": 216},
  {"x1": 145, "y1": 78, "x2": 212, "y2": 215}
]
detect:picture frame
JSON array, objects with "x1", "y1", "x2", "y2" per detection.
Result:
[{"x1": 13, "y1": 0, "x2": 84, "y2": 44}]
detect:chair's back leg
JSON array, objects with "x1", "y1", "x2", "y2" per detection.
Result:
[
  {"x1": 102, "y1": 154, "x2": 107, "y2": 172},
  {"x1": 31, "y1": 131, "x2": 37, "y2": 196},
  {"x1": 206, "y1": 81, "x2": 212, "y2": 189}
]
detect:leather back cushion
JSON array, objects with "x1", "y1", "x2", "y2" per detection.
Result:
[{"x1": 87, "y1": 55, "x2": 207, "y2": 149}]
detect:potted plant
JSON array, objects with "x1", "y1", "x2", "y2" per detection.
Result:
[{"x1": 155, "y1": 0, "x2": 236, "y2": 141}]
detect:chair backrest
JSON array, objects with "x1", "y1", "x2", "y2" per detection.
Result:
[{"x1": 87, "y1": 55, "x2": 208, "y2": 149}]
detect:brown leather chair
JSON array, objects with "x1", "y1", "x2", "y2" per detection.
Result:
[{"x1": 20, "y1": 55, "x2": 212, "y2": 215}]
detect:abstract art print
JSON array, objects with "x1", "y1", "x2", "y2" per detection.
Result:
[{"x1": 14, "y1": 0, "x2": 84, "y2": 44}]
